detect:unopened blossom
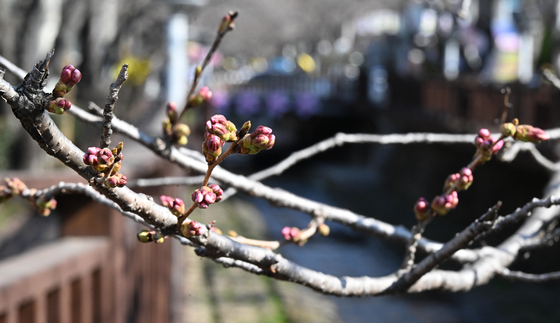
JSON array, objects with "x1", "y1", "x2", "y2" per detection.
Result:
[
  {"x1": 190, "y1": 86, "x2": 213, "y2": 107},
  {"x1": 166, "y1": 102, "x2": 178, "y2": 123},
  {"x1": 152, "y1": 232, "x2": 165, "y2": 244},
  {"x1": 202, "y1": 134, "x2": 224, "y2": 163},
  {"x1": 53, "y1": 64, "x2": 82, "y2": 98},
  {"x1": 35, "y1": 196, "x2": 57, "y2": 216},
  {"x1": 83, "y1": 147, "x2": 115, "y2": 172},
  {"x1": 456, "y1": 167, "x2": 473, "y2": 191},
  {"x1": 237, "y1": 126, "x2": 275, "y2": 155},
  {"x1": 501, "y1": 123, "x2": 517, "y2": 137},
  {"x1": 431, "y1": 191, "x2": 459, "y2": 216},
  {"x1": 414, "y1": 197, "x2": 430, "y2": 220},
  {"x1": 182, "y1": 220, "x2": 203, "y2": 237},
  {"x1": 443, "y1": 173, "x2": 460, "y2": 191},
  {"x1": 206, "y1": 114, "x2": 237, "y2": 142},
  {"x1": 160, "y1": 195, "x2": 185, "y2": 216},
  {"x1": 191, "y1": 185, "x2": 222, "y2": 208},
  {"x1": 105, "y1": 173, "x2": 127, "y2": 188},
  {"x1": 173, "y1": 123, "x2": 191, "y2": 145},
  {"x1": 317, "y1": 224, "x2": 330, "y2": 236},
  {"x1": 218, "y1": 11, "x2": 238, "y2": 34},
  {"x1": 47, "y1": 98, "x2": 72, "y2": 115},
  {"x1": 515, "y1": 125, "x2": 550, "y2": 143},
  {"x1": 5, "y1": 177, "x2": 27, "y2": 195},
  {"x1": 282, "y1": 226, "x2": 300, "y2": 242},
  {"x1": 207, "y1": 184, "x2": 224, "y2": 202},
  {"x1": 137, "y1": 230, "x2": 153, "y2": 243}
]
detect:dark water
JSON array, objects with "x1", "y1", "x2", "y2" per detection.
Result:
[{"x1": 243, "y1": 140, "x2": 560, "y2": 323}]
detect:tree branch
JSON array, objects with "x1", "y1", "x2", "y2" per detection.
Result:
[{"x1": 100, "y1": 64, "x2": 128, "y2": 148}]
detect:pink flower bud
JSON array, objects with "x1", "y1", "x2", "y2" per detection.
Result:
[
  {"x1": 443, "y1": 173, "x2": 460, "y2": 191},
  {"x1": 5, "y1": 177, "x2": 27, "y2": 195},
  {"x1": 206, "y1": 115, "x2": 238, "y2": 142},
  {"x1": 431, "y1": 191, "x2": 459, "y2": 216},
  {"x1": 515, "y1": 125, "x2": 550, "y2": 143},
  {"x1": 36, "y1": 196, "x2": 57, "y2": 216},
  {"x1": 182, "y1": 220, "x2": 203, "y2": 237},
  {"x1": 191, "y1": 186, "x2": 221, "y2": 209},
  {"x1": 208, "y1": 184, "x2": 224, "y2": 202},
  {"x1": 492, "y1": 140, "x2": 504, "y2": 154},
  {"x1": 105, "y1": 173, "x2": 127, "y2": 188},
  {"x1": 414, "y1": 197, "x2": 430, "y2": 220},
  {"x1": 281, "y1": 226, "x2": 300, "y2": 241},
  {"x1": 47, "y1": 98, "x2": 72, "y2": 114},
  {"x1": 478, "y1": 129, "x2": 491, "y2": 140},
  {"x1": 190, "y1": 87, "x2": 213, "y2": 107},
  {"x1": 202, "y1": 134, "x2": 223, "y2": 162},
  {"x1": 166, "y1": 102, "x2": 178, "y2": 122},
  {"x1": 53, "y1": 65, "x2": 82, "y2": 98},
  {"x1": 237, "y1": 126, "x2": 276, "y2": 155}
]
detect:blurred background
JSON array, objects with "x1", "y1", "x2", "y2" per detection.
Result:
[{"x1": 1, "y1": 0, "x2": 560, "y2": 322}]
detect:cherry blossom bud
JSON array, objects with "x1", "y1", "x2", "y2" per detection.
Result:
[
  {"x1": 431, "y1": 191, "x2": 459, "y2": 216},
  {"x1": 218, "y1": 11, "x2": 238, "y2": 34},
  {"x1": 182, "y1": 220, "x2": 203, "y2": 237},
  {"x1": 194, "y1": 66, "x2": 202, "y2": 79},
  {"x1": 153, "y1": 232, "x2": 165, "y2": 244},
  {"x1": 456, "y1": 167, "x2": 473, "y2": 191},
  {"x1": 105, "y1": 173, "x2": 127, "y2": 188},
  {"x1": 166, "y1": 102, "x2": 178, "y2": 123},
  {"x1": 207, "y1": 184, "x2": 224, "y2": 202},
  {"x1": 202, "y1": 134, "x2": 223, "y2": 163},
  {"x1": 53, "y1": 65, "x2": 82, "y2": 98},
  {"x1": 239, "y1": 121, "x2": 251, "y2": 138},
  {"x1": 492, "y1": 140, "x2": 504, "y2": 154},
  {"x1": 237, "y1": 126, "x2": 276, "y2": 155},
  {"x1": 443, "y1": 173, "x2": 460, "y2": 191},
  {"x1": 501, "y1": 123, "x2": 516, "y2": 138},
  {"x1": 35, "y1": 196, "x2": 57, "y2": 216},
  {"x1": 317, "y1": 223, "x2": 330, "y2": 236},
  {"x1": 414, "y1": 197, "x2": 430, "y2": 220},
  {"x1": 83, "y1": 147, "x2": 115, "y2": 172},
  {"x1": 190, "y1": 86, "x2": 213, "y2": 107},
  {"x1": 515, "y1": 125, "x2": 550, "y2": 143},
  {"x1": 478, "y1": 129, "x2": 491, "y2": 140},
  {"x1": 191, "y1": 186, "x2": 220, "y2": 209},
  {"x1": 282, "y1": 226, "x2": 300, "y2": 241},
  {"x1": 47, "y1": 98, "x2": 72, "y2": 114},
  {"x1": 137, "y1": 230, "x2": 153, "y2": 243},
  {"x1": 5, "y1": 177, "x2": 27, "y2": 195},
  {"x1": 173, "y1": 123, "x2": 191, "y2": 145},
  {"x1": 160, "y1": 195, "x2": 185, "y2": 216},
  {"x1": 206, "y1": 114, "x2": 238, "y2": 142},
  {"x1": 112, "y1": 142, "x2": 124, "y2": 156}
]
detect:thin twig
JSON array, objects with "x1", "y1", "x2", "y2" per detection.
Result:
[
  {"x1": 497, "y1": 268, "x2": 560, "y2": 283},
  {"x1": 176, "y1": 12, "x2": 238, "y2": 123},
  {"x1": 100, "y1": 64, "x2": 128, "y2": 148}
]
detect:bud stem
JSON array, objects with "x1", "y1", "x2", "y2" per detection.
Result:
[{"x1": 177, "y1": 202, "x2": 198, "y2": 229}]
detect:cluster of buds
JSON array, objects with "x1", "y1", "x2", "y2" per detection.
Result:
[
  {"x1": 160, "y1": 195, "x2": 185, "y2": 216},
  {"x1": 191, "y1": 184, "x2": 223, "y2": 209},
  {"x1": 137, "y1": 230, "x2": 165, "y2": 244},
  {"x1": 237, "y1": 126, "x2": 276, "y2": 155},
  {"x1": 53, "y1": 64, "x2": 82, "y2": 98},
  {"x1": 47, "y1": 98, "x2": 72, "y2": 115},
  {"x1": 0, "y1": 177, "x2": 26, "y2": 203},
  {"x1": 181, "y1": 220, "x2": 204, "y2": 238},
  {"x1": 162, "y1": 102, "x2": 191, "y2": 145},
  {"x1": 475, "y1": 129, "x2": 503, "y2": 162},
  {"x1": 83, "y1": 143, "x2": 127, "y2": 188},
  {"x1": 413, "y1": 197, "x2": 430, "y2": 220},
  {"x1": 443, "y1": 167, "x2": 473, "y2": 192},
  {"x1": 218, "y1": 11, "x2": 238, "y2": 34},
  {"x1": 189, "y1": 87, "x2": 213, "y2": 108},
  {"x1": 105, "y1": 173, "x2": 127, "y2": 188},
  {"x1": 431, "y1": 191, "x2": 459, "y2": 216},
  {"x1": 35, "y1": 196, "x2": 57, "y2": 216},
  {"x1": 501, "y1": 119, "x2": 550, "y2": 143},
  {"x1": 206, "y1": 114, "x2": 238, "y2": 142},
  {"x1": 282, "y1": 226, "x2": 301, "y2": 242}
]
